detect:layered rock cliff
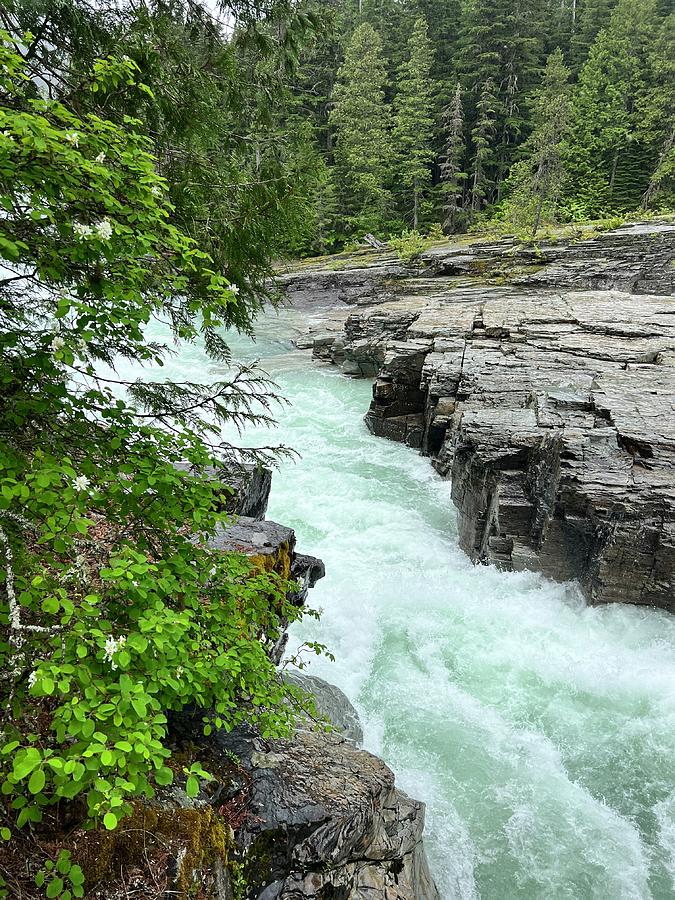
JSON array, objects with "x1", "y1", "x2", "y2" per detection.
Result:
[{"x1": 286, "y1": 222, "x2": 675, "y2": 611}]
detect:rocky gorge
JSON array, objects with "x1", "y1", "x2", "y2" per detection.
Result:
[
  {"x1": 284, "y1": 222, "x2": 675, "y2": 612},
  {"x1": 77, "y1": 466, "x2": 441, "y2": 900}
]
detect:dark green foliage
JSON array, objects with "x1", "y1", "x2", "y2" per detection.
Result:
[
  {"x1": 563, "y1": 0, "x2": 667, "y2": 218},
  {"x1": 501, "y1": 48, "x2": 572, "y2": 234},
  {"x1": 329, "y1": 22, "x2": 393, "y2": 234},
  {"x1": 439, "y1": 83, "x2": 468, "y2": 232},
  {"x1": 276, "y1": 0, "x2": 672, "y2": 249},
  {"x1": 393, "y1": 17, "x2": 436, "y2": 228}
]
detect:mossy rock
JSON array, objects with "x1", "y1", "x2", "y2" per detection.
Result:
[{"x1": 74, "y1": 802, "x2": 236, "y2": 899}]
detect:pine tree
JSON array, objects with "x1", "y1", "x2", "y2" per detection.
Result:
[
  {"x1": 329, "y1": 22, "x2": 393, "y2": 234},
  {"x1": 471, "y1": 78, "x2": 498, "y2": 211},
  {"x1": 503, "y1": 48, "x2": 572, "y2": 234},
  {"x1": 566, "y1": 0, "x2": 662, "y2": 217},
  {"x1": 569, "y1": 0, "x2": 619, "y2": 72},
  {"x1": 393, "y1": 16, "x2": 436, "y2": 229},
  {"x1": 439, "y1": 83, "x2": 467, "y2": 232},
  {"x1": 458, "y1": 0, "x2": 546, "y2": 205},
  {"x1": 639, "y1": 11, "x2": 675, "y2": 210}
]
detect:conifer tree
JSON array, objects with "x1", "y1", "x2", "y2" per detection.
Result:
[
  {"x1": 566, "y1": 0, "x2": 661, "y2": 216},
  {"x1": 569, "y1": 0, "x2": 619, "y2": 71},
  {"x1": 503, "y1": 49, "x2": 572, "y2": 234},
  {"x1": 439, "y1": 82, "x2": 467, "y2": 232},
  {"x1": 471, "y1": 78, "x2": 498, "y2": 212},
  {"x1": 393, "y1": 16, "x2": 436, "y2": 228},
  {"x1": 459, "y1": 0, "x2": 544, "y2": 205},
  {"x1": 329, "y1": 22, "x2": 392, "y2": 234}
]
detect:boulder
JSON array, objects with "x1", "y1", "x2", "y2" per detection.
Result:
[
  {"x1": 283, "y1": 671, "x2": 364, "y2": 744},
  {"x1": 216, "y1": 724, "x2": 440, "y2": 900}
]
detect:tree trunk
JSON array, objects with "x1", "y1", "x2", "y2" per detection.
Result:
[
  {"x1": 608, "y1": 148, "x2": 620, "y2": 202},
  {"x1": 413, "y1": 178, "x2": 419, "y2": 230}
]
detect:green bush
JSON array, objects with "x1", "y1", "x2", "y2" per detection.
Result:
[
  {"x1": 0, "y1": 35, "x2": 319, "y2": 856},
  {"x1": 390, "y1": 229, "x2": 428, "y2": 263}
]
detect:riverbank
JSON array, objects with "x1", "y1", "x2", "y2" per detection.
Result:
[{"x1": 284, "y1": 221, "x2": 675, "y2": 611}]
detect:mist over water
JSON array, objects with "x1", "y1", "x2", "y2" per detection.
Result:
[{"x1": 121, "y1": 310, "x2": 675, "y2": 899}]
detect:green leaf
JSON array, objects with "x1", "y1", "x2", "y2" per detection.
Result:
[
  {"x1": 154, "y1": 767, "x2": 173, "y2": 786},
  {"x1": 185, "y1": 775, "x2": 199, "y2": 798},
  {"x1": 13, "y1": 748, "x2": 42, "y2": 780},
  {"x1": 28, "y1": 768, "x2": 46, "y2": 795},
  {"x1": 46, "y1": 877, "x2": 64, "y2": 898},
  {"x1": 103, "y1": 812, "x2": 117, "y2": 831}
]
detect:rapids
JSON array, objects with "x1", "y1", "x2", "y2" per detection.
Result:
[{"x1": 118, "y1": 310, "x2": 675, "y2": 899}]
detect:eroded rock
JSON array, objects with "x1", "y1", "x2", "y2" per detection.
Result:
[
  {"x1": 216, "y1": 725, "x2": 439, "y2": 900},
  {"x1": 280, "y1": 223, "x2": 675, "y2": 611}
]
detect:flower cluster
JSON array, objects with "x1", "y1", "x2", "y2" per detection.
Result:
[
  {"x1": 73, "y1": 219, "x2": 113, "y2": 241},
  {"x1": 103, "y1": 635, "x2": 127, "y2": 670}
]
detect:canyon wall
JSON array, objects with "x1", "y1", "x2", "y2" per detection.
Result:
[{"x1": 287, "y1": 223, "x2": 675, "y2": 611}]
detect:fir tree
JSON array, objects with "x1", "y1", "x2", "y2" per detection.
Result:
[
  {"x1": 439, "y1": 82, "x2": 467, "y2": 232},
  {"x1": 503, "y1": 49, "x2": 572, "y2": 234},
  {"x1": 459, "y1": 0, "x2": 545, "y2": 205},
  {"x1": 569, "y1": 0, "x2": 619, "y2": 72},
  {"x1": 329, "y1": 22, "x2": 393, "y2": 234},
  {"x1": 393, "y1": 16, "x2": 436, "y2": 229},
  {"x1": 471, "y1": 78, "x2": 498, "y2": 211},
  {"x1": 566, "y1": 0, "x2": 662, "y2": 216}
]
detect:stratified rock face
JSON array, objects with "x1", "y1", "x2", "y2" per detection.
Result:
[
  {"x1": 285, "y1": 224, "x2": 675, "y2": 611},
  {"x1": 216, "y1": 725, "x2": 440, "y2": 900}
]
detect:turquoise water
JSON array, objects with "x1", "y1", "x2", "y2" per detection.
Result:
[{"x1": 119, "y1": 312, "x2": 675, "y2": 899}]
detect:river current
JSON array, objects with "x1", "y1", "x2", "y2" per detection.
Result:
[{"x1": 119, "y1": 309, "x2": 675, "y2": 900}]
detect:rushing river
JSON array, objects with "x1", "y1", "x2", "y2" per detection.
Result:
[{"x1": 120, "y1": 310, "x2": 675, "y2": 900}]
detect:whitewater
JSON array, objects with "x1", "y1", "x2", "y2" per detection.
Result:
[{"x1": 119, "y1": 309, "x2": 675, "y2": 899}]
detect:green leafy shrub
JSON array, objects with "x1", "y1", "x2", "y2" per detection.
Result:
[
  {"x1": 0, "y1": 34, "x2": 319, "y2": 855},
  {"x1": 390, "y1": 229, "x2": 428, "y2": 263}
]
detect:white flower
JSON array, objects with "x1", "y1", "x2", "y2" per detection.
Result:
[
  {"x1": 65, "y1": 132, "x2": 79, "y2": 146},
  {"x1": 228, "y1": 283, "x2": 240, "y2": 296},
  {"x1": 1, "y1": 130, "x2": 13, "y2": 142},
  {"x1": 72, "y1": 475, "x2": 91, "y2": 492},
  {"x1": 151, "y1": 184, "x2": 162, "y2": 197},
  {"x1": 176, "y1": 666, "x2": 184, "y2": 677},
  {"x1": 76, "y1": 338, "x2": 89, "y2": 357},
  {"x1": 95, "y1": 151, "x2": 106, "y2": 163},
  {"x1": 73, "y1": 222, "x2": 93, "y2": 240},
  {"x1": 95, "y1": 218, "x2": 113, "y2": 240},
  {"x1": 103, "y1": 634, "x2": 126, "y2": 669},
  {"x1": 27, "y1": 671, "x2": 37, "y2": 688},
  {"x1": 50, "y1": 335, "x2": 65, "y2": 352}
]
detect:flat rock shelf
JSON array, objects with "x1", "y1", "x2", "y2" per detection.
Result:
[{"x1": 288, "y1": 222, "x2": 675, "y2": 611}]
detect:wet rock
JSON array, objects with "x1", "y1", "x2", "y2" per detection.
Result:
[
  {"x1": 209, "y1": 518, "x2": 325, "y2": 662},
  {"x1": 215, "y1": 725, "x2": 440, "y2": 900},
  {"x1": 283, "y1": 671, "x2": 364, "y2": 744},
  {"x1": 176, "y1": 460, "x2": 272, "y2": 519}
]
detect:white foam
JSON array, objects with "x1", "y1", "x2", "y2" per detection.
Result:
[{"x1": 117, "y1": 311, "x2": 675, "y2": 899}]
